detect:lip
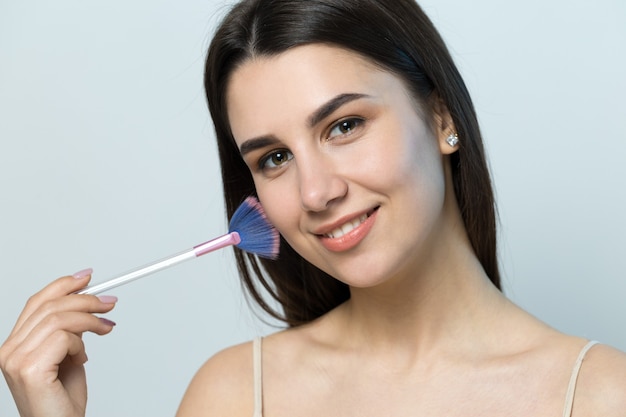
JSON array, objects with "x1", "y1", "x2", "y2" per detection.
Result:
[{"x1": 316, "y1": 207, "x2": 379, "y2": 252}]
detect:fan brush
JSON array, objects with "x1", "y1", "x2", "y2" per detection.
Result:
[{"x1": 77, "y1": 196, "x2": 279, "y2": 295}]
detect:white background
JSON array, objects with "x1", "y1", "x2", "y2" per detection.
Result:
[{"x1": 1, "y1": 1, "x2": 624, "y2": 416}]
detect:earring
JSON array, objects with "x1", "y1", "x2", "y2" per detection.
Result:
[{"x1": 446, "y1": 133, "x2": 459, "y2": 147}]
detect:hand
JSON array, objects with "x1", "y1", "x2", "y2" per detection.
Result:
[{"x1": 0, "y1": 270, "x2": 118, "y2": 417}]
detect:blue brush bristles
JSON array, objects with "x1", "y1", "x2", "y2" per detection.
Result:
[{"x1": 229, "y1": 197, "x2": 280, "y2": 260}]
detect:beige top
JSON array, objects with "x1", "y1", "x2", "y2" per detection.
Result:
[{"x1": 251, "y1": 338, "x2": 599, "y2": 417}]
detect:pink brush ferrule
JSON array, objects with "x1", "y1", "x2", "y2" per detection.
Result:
[{"x1": 193, "y1": 232, "x2": 241, "y2": 257}]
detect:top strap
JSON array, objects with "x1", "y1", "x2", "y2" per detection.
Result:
[
  {"x1": 252, "y1": 337, "x2": 263, "y2": 417},
  {"x1": 252, "y1": 337, "x2": 598, "y2": 417},
  {"x1": 562, "y1": 340, "x2": 599, "y2": 417}
]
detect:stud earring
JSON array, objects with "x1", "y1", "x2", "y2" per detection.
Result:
[{"x1": 446, "y1": 133, "x2": 459, "y2": 147}]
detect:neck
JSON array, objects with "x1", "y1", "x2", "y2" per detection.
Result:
[{"x1": 329, "y1": 209, "x2": 510, "y2": 360}]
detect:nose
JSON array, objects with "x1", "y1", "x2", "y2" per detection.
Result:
[{"x1": 297, "y1": 154, "x2": 348, "y2": 212}]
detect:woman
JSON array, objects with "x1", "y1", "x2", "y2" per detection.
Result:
[{"x1": 2, "y1": 0, "x2": 625, "y2": 416}]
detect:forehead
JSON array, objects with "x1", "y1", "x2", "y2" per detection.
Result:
[
  {"x1": 228, "y1": 43, "x2": 384, "y2": 95},
  {"x1": 225, "y1": 44, "x2": 408, "y2": 141}
]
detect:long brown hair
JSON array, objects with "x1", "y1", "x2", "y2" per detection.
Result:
[{"x1": 204, "y1": 0, "x2": 500, "y2": 327}]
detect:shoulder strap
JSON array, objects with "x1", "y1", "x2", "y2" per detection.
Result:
[
  {"x1": 252, "y1": 337, "x2": 263, "y2": 417},
  {"x1": 562, "y1": 340, "x2": 599, "y2": 417}
]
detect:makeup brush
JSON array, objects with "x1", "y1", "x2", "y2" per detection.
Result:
[{"x1": 77, "y1": 196, "x2": 279, "y2": 295}]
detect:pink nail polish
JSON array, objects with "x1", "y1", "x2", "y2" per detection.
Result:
[
  {"x1": 97, "y1": 295, "x2": 118, "y2": 304},
  {"x1": 73, "y1": 268, "x2": 93, "y2": 279},
  {"x1": 99, "y1": 318, "x2": 116, "y2": 327}
]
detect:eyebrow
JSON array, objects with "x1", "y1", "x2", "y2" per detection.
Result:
[
  {"x1": 238, "y1": 92, "x2": 370, "y2": 157},
  {"x1": 307, "y1": 93, "x2": 370, "y2": 127},
  {"x1": 239, "y1": 135, "x2": 281, "y2": 157}
]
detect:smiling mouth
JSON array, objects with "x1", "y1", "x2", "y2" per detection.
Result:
[{"x1": 322, "y1": 208, "x2": 378, "y2": 239}]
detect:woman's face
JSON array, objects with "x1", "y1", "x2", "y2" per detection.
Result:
[{"x1": 226, "y1": 44, "x2": 457, "y2": 288}]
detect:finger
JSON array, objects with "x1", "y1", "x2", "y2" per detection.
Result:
[
  {"x1": 6, "y1": 294, "x2": 117, "y2": 354},
  {"x1": 12, "y1": 309, "x2": 116, "y2": 357},
  {"x1": 1, "y1": 313, "x2": 114, "y2": 383},
  {"x1": 16, "y1": 330, "x2": 87, "y2": 387},
  {"x1": 12, "y1": 270, "x2": 94, "y2": 333},
  {"x1": 6, "y1": 294, "x2": 117, "y2": 352},
  {"x1": 3, "y1": 330, "x2": 90, "y2": 417},
  {"x1": 64, "y1": 332, "x2": 88, "y2": 366}
]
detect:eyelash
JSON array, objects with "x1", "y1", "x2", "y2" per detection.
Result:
[
  {"x1": 258, "y1": 149, "x2": 293, "y2": 171},
  {"x1": 327, "y1": 117, "x2": 365, "y2": 140},
  {"x1": 256, "y1": 117, "x2": 366, "y2": 173}
]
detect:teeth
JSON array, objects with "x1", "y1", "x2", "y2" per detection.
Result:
[{"x1": 325, "y1": 214, "x2": 368, "y2": 239}]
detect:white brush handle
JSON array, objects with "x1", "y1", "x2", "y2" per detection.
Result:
[{"x1": 77, "y1": 232, "x2": 241, "y2": 295}]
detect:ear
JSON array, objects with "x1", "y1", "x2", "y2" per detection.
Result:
[{"x1": 431, "y1": 96, "x2": 459, "y2": 155}]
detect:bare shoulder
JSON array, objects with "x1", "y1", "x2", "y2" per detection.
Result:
[
  {"x1": 176, "y1": 340, "x2": 255, "y2": 417},
  {"x1": 575, "y1": 343, "x2": 626, "y2": 416}
]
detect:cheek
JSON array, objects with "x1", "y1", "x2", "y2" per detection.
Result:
[
  {"x1": 356, "y1": 126, "x2": 443, "y2": 193},
  {"x1": 254, "y1": 179, "x2": 301, "y2": 236}
]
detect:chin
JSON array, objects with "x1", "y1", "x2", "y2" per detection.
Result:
[{"x1": 320, "y1": 255, "x2": 404, "y2": 289}]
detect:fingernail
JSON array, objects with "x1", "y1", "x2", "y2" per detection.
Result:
[
  {"x1": 97, "y1": 295, "x2": 118, "y2": 304},
  {"x1": 73, "y1": 268, "x2": 93, "y2": 279},
  {"x1": 100, "y1": 317, "x2": 116, "y2": 327}
]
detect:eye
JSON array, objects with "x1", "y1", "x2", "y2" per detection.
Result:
[
  {"x1": 328, "y1": 117, "x2": 364, "y2": 139},
  {"x1": 259, "y1": 149, "x2": 293, "y2": 170}
]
